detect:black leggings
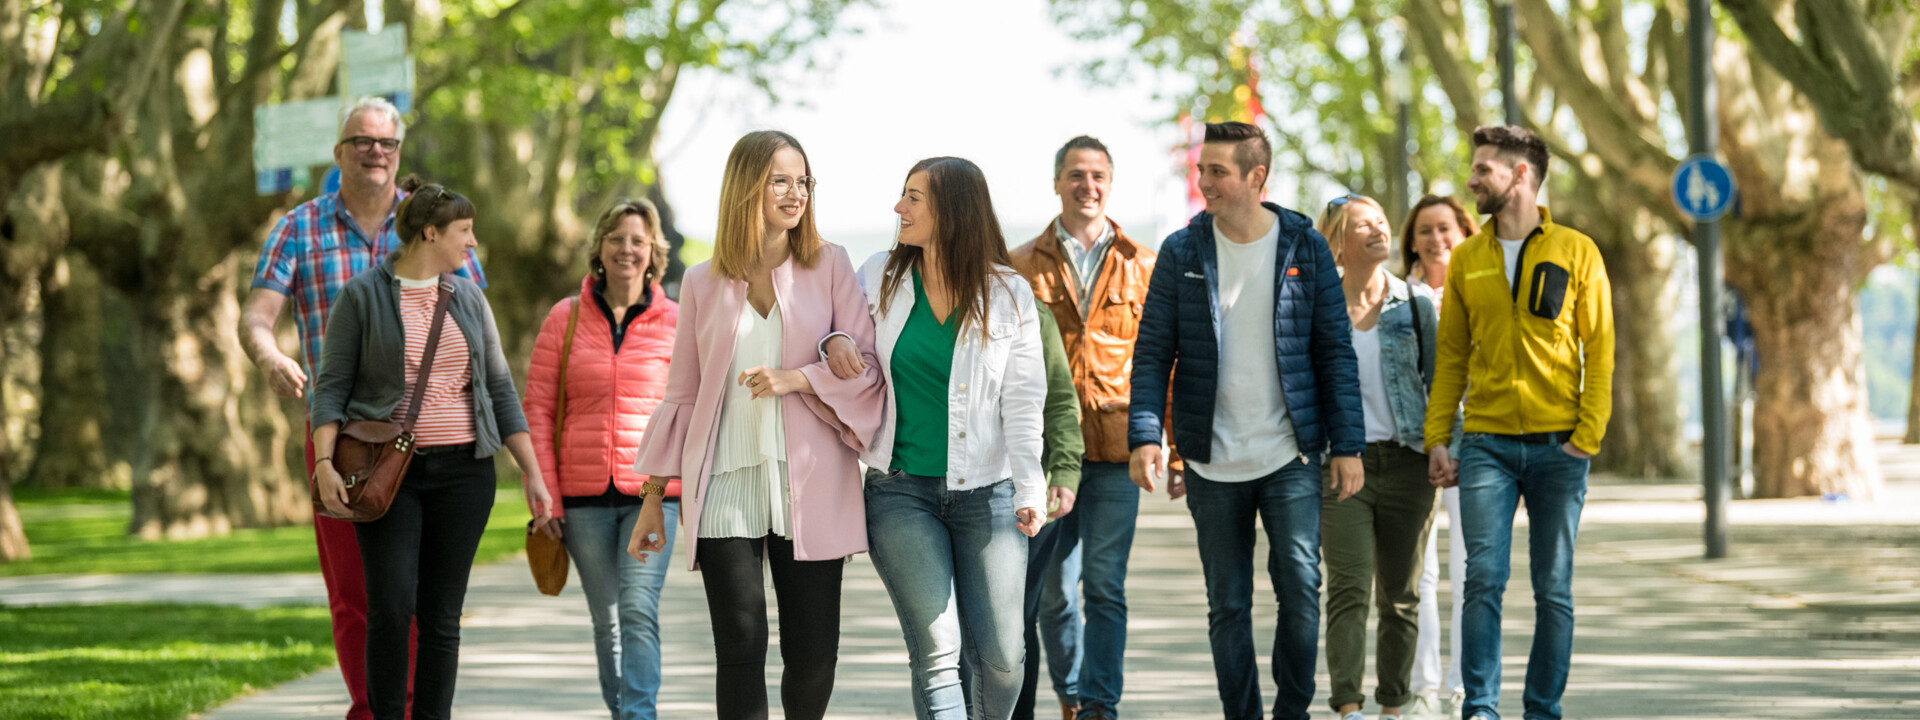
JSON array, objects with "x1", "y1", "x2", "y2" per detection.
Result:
[
  {"x1": 353, "y1": 446, "x2": 495, "y2": 720},
  {"x1": 697, "y1": 535, "x2": 845, "y2": 720}
]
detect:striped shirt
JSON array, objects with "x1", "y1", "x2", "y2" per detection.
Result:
[
  {"x1": 249, "y1": 190, "x2": 487, "y2": 386},
  {"x1": 391, "y1": 277, "x2": 476, "y2": 447}
]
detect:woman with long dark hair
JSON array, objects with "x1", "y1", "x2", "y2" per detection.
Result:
[
  {"x1": 310, "y1": 177, "x2": 553, "y2": 720},
  {"x1": 845, "y1": 157, "x2": 1048, "y2": 719},
  {"x1": 625, "y1": 130, "x2": 886, "y2": 720}
]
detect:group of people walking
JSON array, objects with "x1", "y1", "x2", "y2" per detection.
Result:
[{"x1": 241, "y1": 94, "x2": 1613, "y2": 720}]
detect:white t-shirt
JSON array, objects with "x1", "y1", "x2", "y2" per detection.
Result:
[
  {"x1": 1498, "y1": 236, "x2": 1527, "y2": 289},
  {"x1": 1191, "y1": 211, "x2": 1299, "y2": 482},
  {"x1": 1352, "y1": 324, "x2": 1396, "y2": 443}
]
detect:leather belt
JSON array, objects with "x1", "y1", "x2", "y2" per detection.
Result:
[
  {"x1": 414, "y1": 442, "x2": 476, "y2": 456},
  {"x1": 1489, "y1": 431, "x2": 1573, "y2": 446}
]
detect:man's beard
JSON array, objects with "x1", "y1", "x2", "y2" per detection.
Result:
[{"x1": 1476, "y1": 180, "x2": 1514, "y2": 216}]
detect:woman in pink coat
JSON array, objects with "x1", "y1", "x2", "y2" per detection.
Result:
[
  {"x1": 523, "y1": 199, "x2": 678, "y2": 720},
  {"x1": 625, "y1": 130, "x2": 886, "y2": 720}
]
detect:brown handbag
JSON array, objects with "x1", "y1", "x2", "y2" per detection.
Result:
[
  {"x1": 526, "y1": 520, "x2": 569, "y2": 596},
  {"x1": 311, "y1": 278, "x2": 454, "y2": 522},
  {"x1": 526, "y1": 295, "x2": 583, "y2": 594}
]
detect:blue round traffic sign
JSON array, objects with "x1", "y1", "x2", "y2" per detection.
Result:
[{"x1": 1672, "y1": 154, "x2": 1736, "y2": 222}]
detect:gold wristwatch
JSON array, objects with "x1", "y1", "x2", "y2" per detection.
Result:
[{"x1": 638, "y1": 481, "x2": 667, "y2": 498}]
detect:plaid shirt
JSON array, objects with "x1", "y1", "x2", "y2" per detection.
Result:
[{"x1": 250, "y1": 188, "x2": 487, "y2": 384}]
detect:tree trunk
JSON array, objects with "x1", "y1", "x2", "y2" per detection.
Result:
[
  {"x1": 1555, "y1": 174, "x2": 1689, "y2": 479},
  {"x1": 0, "y1": 331, "x2": 32, "y2": 562},
  {"x1": 24, "y1": 252, "x2": 115, "y2": 489},
  {"x1": 126, "y1": 254, "x2": 308, "y2": 539},
  {"x1": 1716, "y1": 35, "x2": 1884, "y2": 500},
  {"x1": 1592, "y1": 231, "x2": 1688, "y2": 479},
  {"x1": 1906, "y1": 207, "x2": 1920, "y2": 445},
  {"x1": 1724, "y1": 204, "x2": 1881, "y2": 499},
  {"x1": 648, "y1": 172, "x2": 687, "y2": 297}
]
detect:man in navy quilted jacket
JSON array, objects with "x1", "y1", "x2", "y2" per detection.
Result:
[{"x1": 1128, "y1": 121, "x2": 1365, "y2": 720}]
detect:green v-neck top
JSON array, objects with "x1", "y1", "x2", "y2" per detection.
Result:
[{"x1": 889, "y1": 268, "x2": 960, "y2": 476}]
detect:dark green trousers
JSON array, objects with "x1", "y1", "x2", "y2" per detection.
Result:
[{"x1": 1321, "y1": 441, "x2": 1439, "y2": 710}]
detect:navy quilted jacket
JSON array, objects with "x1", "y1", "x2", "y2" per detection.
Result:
[{"x1": 1127, "y1": 202, "x2": 1365, "y2": 463}]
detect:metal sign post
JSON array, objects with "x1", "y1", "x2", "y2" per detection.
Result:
[{"x1": 1681, "y1": 0, "x2": 1733, "y2": 560}]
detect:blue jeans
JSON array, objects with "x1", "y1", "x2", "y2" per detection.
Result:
[
  {"x1": 867, "y1": 470, "x2": 1029, "y2": 720},
  {"x1": 970, "y1": 510, "x2": 1073, "y2": 720},
  {"x1": 1455, "y1": 434, "x2": 1589, "y2": 720},
  {"x1": 1037, "y1": 528, "x2": 1082, "y2": 708},
  {"x1": 1184, "y1": 459, "x2": 1322, "y2": 720},
  {"x1": 1070, "y1": 461, "x2": 1139, "y2": 718},
  {"x1": 561, "y1": 498, "x2": 679, "y2": 720}
]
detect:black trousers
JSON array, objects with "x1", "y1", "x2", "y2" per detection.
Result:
[
  {"x1": 697, "y1": 535, "x2": 845, "y2": 720},
  {"x1": 353, "y1": 445, "x2": 495, "y2": 720}
]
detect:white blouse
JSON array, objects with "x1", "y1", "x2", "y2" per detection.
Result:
[{"x1": 698, "y1": 300, "x2": 792, "y2": 539}]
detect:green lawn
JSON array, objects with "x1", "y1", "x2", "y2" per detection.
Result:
[
  {"x1": 3, "y1": 486, "x2": 533, "y2": 576},
  {"x1": 0, "y1": 603, "x2": 337, "y2": 720}
]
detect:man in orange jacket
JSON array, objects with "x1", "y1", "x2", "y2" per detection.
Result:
[{"x1": 1010, "y1": 135, "x2": 1165, "y2": 720}]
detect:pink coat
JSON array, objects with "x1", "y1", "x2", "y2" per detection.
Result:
[
  {"x1": 524, "y1": 275, "x2": 680, "y2": 518},
  {"x1": 632, "y1": 243, "x2": 885, "y2": 570}
]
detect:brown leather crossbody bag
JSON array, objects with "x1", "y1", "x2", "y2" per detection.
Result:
[{"x1": 311, "y1": 278, "x2": 453, "y2": 522}]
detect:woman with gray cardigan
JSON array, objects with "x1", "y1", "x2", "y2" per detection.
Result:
[{"x1": 310, "y1": 177, "x2": 554, "y2": 720}]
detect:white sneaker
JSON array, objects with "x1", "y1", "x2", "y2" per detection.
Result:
[
  {"x1": 1408, "y1": 691, "x2": 1442, "y2": 717},
  {"x1": 1450, "y1": 689, "x2": 1467, "y2": 720},
  {"x1": 1341, "y1": 712, "x2": 1366, "y2": 720}
]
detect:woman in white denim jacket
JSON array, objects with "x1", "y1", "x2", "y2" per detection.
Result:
[{"x1": 825, "y1": 156, "x2": 1046, "y2": 720}]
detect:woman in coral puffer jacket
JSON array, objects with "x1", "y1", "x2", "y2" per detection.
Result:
[{"x1": 522, "y1": 198, "x2": 678, "y2": 720}]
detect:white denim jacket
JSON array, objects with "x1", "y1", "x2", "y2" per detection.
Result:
[{"x1": 846, "y1": 251, "x2": 1048, "y2": 514}]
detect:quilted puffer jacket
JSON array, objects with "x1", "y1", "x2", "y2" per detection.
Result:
[
  {"x1": 524, "y1": 275, "x2": 679, "y2": 517},
  {"x1": 1129, "y1": 202, "x2": 1365, "y2": 463}
]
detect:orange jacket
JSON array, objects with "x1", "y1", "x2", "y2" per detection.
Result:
[
  {"x1": 1011, "y1": 219, "x2": 1175, "y2": 465},
  {"x1": 523, "y1": 275, "x2": 679, "y2": 516}
]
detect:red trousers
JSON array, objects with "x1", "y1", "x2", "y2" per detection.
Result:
[{"x1": 307, "y1": 428, "x2": 415, "y2": 720}]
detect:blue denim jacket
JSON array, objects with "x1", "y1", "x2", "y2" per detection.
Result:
[{"x1": 1374, "y1": 274, "x2": 1453, "y2": 452}]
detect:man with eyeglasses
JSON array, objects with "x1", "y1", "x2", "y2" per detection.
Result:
[{"x1": 238, "y1": 96, "x2": 486, "y2": 720}]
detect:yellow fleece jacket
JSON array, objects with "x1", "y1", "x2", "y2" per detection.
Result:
[{"x1": 1423, "y1": 207, "x2": 1614, "y2": 455}]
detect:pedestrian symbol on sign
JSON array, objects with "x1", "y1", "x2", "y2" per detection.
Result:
[{"x1": 1671, "y1": 154, "x2": 1736, "y2": 222}]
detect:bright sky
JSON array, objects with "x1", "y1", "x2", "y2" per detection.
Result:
[{"x1": 655, "y1": 0, "x2": 1194, "y2": 262}]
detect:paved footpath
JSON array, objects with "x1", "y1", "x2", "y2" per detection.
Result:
[{"x1": 9, "y1": 444, "x2": 1919, "y2": 719}]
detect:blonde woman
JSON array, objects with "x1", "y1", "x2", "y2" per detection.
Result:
[
  {"x1": 1316, "y1": 194, "x2": 1441, "y2": 720},
  {"x1": 626, "y1": 130, "x2": 885, "y2": 720},
  {"x1": 523, "y1": 199, "x2": 678, "y2": 720}
]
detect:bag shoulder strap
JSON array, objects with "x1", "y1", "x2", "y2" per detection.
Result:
[
  {"x1": 400, "y1": 276, "x2": 455, "y2": 434},
  {"x1": 553, "y1": 296, "x2": 583, "y2": 459},
  {"x1": 1412, "y1": 292, "x2": 1435, "y2": 377}
]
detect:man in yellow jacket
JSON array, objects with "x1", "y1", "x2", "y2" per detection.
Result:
[{"x1": 1423, "y1": 125, "x2": 1613, "y2": 720}]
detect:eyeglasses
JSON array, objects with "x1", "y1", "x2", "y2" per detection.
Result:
[
  {"x1": 769, "y1": 175, "x2": 816, "y2": 198},
  {"x1": 341, "y1": 136, "x2": 403, "y2": 154}
]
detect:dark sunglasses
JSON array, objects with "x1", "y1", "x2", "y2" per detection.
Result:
[{"x1": 1326, "y1": 193, "x2": 1364, "y2": 209}]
